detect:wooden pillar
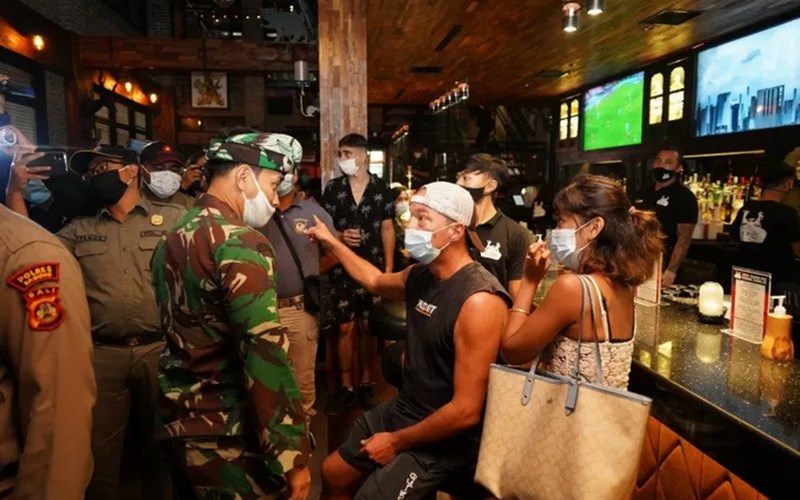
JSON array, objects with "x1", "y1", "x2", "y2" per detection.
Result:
[{"x1": 318, "y1": 0, "x2": 368, "y2": 188}]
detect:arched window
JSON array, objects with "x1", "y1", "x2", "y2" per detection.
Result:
[
  {"x1": 668, "y1": 67, "x2": 686, "y2": 121},
  {"x1": 648, "y1": 73, "x2": 664, "y2": 125},
  {"x1": 559, "y1": 102, "x2": 569, "y2": 141},
  {"x1": 569, "y1": 99, "x2": 580, "y2": 139}
]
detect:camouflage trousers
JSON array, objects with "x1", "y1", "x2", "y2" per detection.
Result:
[{"x1": 166, "y1": 436, "x2": 286, "y2": 500}]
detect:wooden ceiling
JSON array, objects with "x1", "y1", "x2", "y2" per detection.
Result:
[{"x1": 366, "y1": 0, "x2": 800, "y2": 105}]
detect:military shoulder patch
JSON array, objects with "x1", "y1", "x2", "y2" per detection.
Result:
[
  {"x1": 23, "y1": 286, "x2": 65, "y2": 331},
  {"x1": 6, "y1": 263, "x2": 60, "y2": 292}
]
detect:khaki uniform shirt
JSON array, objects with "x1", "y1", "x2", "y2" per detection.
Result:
[
  {"x1": 57, "y1": 196, "x2": 186, "y2": 340},
  {"x1": 0, "y1": 205, "x2": 96, "y2": 499}
]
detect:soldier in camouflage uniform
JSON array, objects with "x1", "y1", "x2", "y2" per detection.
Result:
[{"x1": 151, "y1": 133, "x2": 312, "y2": 499}]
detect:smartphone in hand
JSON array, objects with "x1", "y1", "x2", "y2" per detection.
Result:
[{"x1": 27, "y1": 150, "x2": 68, "y2": 177}]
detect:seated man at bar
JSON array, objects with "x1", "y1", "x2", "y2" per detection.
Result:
[
  {"x1": 306, "y1": 182, "x2": 510, "y2": 499},
  {"x1": 635, "y1": 147, "x2": 698, "y2": 286},
  {"x1": 731, "y1": 161, "x2": 800, "y2": 291}
]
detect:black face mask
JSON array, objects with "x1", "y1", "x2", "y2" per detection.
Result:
[
  {"x1": 89, "y1": 169, "x2": 129, "y2": 206},
  {"x1": 465, "y1": 184, "x2": 490, "y2": 202},
  {"x1": 652, "y1": 168, "x2": 677, "y2": 183}
]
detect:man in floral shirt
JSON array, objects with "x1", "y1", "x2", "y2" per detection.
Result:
[{"x1": 322, "y1": 133, "x2": 395, "y2": 415}]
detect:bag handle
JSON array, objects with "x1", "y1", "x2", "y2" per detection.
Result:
[
  {"x1": 520, "y1": 275, "x2": 605, "y2": 414},
  {"x1": 273, "y1": 212, "x2": 307, "y2": 281},
  {"x1": 573, "y1": 275, "x2": 605, "y2": 383},
  {"x1": 585, "y1": 275, "x2": 612, "y2": 344}
]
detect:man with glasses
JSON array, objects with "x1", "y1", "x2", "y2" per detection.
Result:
[
  {"x1": 57, "y1": 145, "x2": 186, "y2": 499},
  {"x1": 151, "y1": 133, "x2": 311, "y2": 499},
  {"x1": 140, "y1": 141, "x2": 197, "y2": 210}
]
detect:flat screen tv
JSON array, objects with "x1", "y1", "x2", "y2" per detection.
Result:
[
  {"x1": 696, "y1": 17, "x2": 800, "y2": 137},
  {"x1": 583, "y1": 72, "x2": 644, "y2": 151}
]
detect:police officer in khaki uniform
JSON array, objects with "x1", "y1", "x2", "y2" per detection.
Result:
[
  {"x1": 57, "y1": 145, "x2": 186, "y2": 500},
  {"x1": 0, "y1": 203, "x2": 96, "y2": 499}
]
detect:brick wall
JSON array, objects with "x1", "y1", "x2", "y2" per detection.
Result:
[
  {"x1": 16, "y1": 0, "x2": 140, "y2": 36},
  {"x1": 44, "y1": 70, "x2": 67, "y2": 147},
  {"x1": 146, "y1": 0, "x2": 172, "y2": 37},
  {"x1": 243, "y1": 75, "x2": 265, "y2": 130}
]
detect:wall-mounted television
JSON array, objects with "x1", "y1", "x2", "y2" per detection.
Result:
[
  {"x1": 696, "y1": 17, "x2": 800, "y2": 137},
  {"x1": 583, "y1": 72, "x2": 645, "y2": 151}
]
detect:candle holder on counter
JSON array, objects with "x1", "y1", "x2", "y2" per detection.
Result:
[{"x1": 697, "y1": 281, "x2": 727, "y2": 324}]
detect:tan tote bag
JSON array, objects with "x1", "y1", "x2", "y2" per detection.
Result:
[{"x1": 475, "y1": 275, "x2": 651, "y2": 500}]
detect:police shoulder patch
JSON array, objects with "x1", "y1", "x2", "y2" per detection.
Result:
[
  {"x1": 23, "y1": 286, "x2": 65, "y2": 331},
  {"x1": 6, "y1": 263, "x2": 60, "y2": 292}
]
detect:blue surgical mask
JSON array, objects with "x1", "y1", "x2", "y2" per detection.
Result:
[
  {"x1": 277, "y1": 173, "x2": 295, "y2": 197},
  {"x1": 23, "y1": 179, "x2": 52, "y2": 206},
  {"x1": 404, "y1": 224, "x2": 455, "y2": 265},
  {"x1": 549, "y1": 220, "x2": 593, "y2": 271}
]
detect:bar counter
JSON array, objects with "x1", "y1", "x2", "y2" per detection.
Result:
[{"x1": 629, "y1": 301, "x2": 800, "y2": 499}]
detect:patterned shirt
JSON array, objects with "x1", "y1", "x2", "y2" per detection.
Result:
[
  {"x1": 150, "y1": 194, "x2": 310, "y2": 479},
  {"x1": 321, "y1": 174, "x2": 394, "y2": 267}
]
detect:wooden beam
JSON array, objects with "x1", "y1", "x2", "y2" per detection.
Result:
[
  {"x1": 319, "y1": 0, "x2": 368, "y2": 187},
  {"x1": 76, "y1": 36, "x2": 317, "y2": 72}
]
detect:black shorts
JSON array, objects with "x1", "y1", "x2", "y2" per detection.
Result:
[
  {"x1": 329, "y1": 267, "x2": 383, "y2": 324},
  {"x1": 338, "y1": 402, "x2": 484, "y2": 500}
]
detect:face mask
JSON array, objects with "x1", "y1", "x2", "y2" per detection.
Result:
[
  {"x1": 404, "y1": 224, "x2": 455, "y2": 265},
  {"x1": 464, "y1": 184, "x2": 490, "y2": 203},
  {"x1": 89, "y1": 166, "x2": 131, "y2": 206},
  {"x1": 23, "y1": 179, "x2": 52, "y2": 206},
  {"x1": 339, "y1": 158, "x2": 359, "y2": 176},
  {"x1": 277, "y1": 173, "x2": 295, "y2": 197},
  {"x1": 395, "y1": 201, "x2": 409, "y2": 217},
  {"x1": 145, "y1": 168, "x2": 182, "y2": 199},
  {"x1": 242, "y1": 169, "x2": 276, "y2": 228},
  {"x1": 652, "y1": 168, "x2": 677, "y2": 183},
  {"x1": 549, "y1": 220, "x2": 593, "y2": 271}
]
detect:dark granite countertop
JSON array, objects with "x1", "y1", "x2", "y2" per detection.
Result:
[{"x1": 632, "y1": 302, "x2": 800, "y2": 457}]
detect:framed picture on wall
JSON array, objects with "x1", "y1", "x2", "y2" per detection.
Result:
[{"x1": 191, "y1": 71, "x2": 228, "y2": 109}]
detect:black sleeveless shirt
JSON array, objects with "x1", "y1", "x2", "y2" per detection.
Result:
[{"x1": 390, "y1": 262, "x2": 510, "y2": 462}]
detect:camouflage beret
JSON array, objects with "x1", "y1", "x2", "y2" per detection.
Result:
[{"x1": 205, "y1": 132, "x2": 302, "y2": 174}]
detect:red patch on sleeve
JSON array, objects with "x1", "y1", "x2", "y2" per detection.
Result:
[
  {"x1": 23, "y1": 286, "x2": 65, "y2": 331},
  {"x1": 6, "y1": 263, "x2": 60, "y2": 292}
]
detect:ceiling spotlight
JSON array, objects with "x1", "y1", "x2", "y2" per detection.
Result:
[
  {"x1": 587, "y1": 0, "x2": 606, "y2": 16},
  {"x1": 149, "y1": 93, "x2": 158, "y2": 104},
  {"x1": 562, "y1": 1, "x2": 581, "y2": 33},
  {"x1": 124, "y1": 81, "x2": 133, "y2": 93}
]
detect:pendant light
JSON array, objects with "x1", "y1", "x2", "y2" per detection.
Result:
[
  {"x1": 587, "y1": 0, "x2": 606, "y2": 16},
  {"x1": 562, "y1": 2, "x2": 581, "y2": 33}
]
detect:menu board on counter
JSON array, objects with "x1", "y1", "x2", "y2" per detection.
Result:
[
  {"x1": 725, "y1": 267, "x2": 771, "y2": 344},
  {"x1": 635, "y1": 254, "x2": 662, "y2": 306}
]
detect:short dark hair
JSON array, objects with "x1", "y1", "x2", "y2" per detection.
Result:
[
  {"x1": 186, "y1": 149, "x2": 206, "y2": 166},
  {"x1": 658, "y1": 146, "x2": 684, "y2": 168},
  {"x1": 338, "y1": 133, "x2": 368, "y2": 149},
  {"x1": 761, "y1": 162, "x2": 796, "y2": 189},
  {"x1": 462, "y1": 153, "x2": 509, "y2": 186}
]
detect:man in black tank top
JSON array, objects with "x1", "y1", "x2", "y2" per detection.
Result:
[{"x1": 307, "y1": 182, "x2": 510, "y2": 499}]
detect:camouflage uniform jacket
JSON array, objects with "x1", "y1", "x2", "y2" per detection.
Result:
[{"x1": 151, "y1": 193, "x2": 310, "y2": 475}]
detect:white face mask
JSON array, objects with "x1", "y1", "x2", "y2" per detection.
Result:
[
  {"x1": 395, "y1": 201, "x2": 409, "y2": 217},
  {"x1": 277, "y1": 173, "x2": 294, "y2": 197},
  {"x1": 404, "y1": 224, "x2": 455, "y2": 265},
  {"x1": 339, "y1": 158, "x2": 359, "y2": 176},
  {"x1": 549, "y1": 220, "x2": 593, "y2": 271},
  {"x1": 145, "y1": 168, "x2": 182, "y2": 199},
  {"x1": 242, "y1": 169, "x2": 276, "y2": 228}
]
